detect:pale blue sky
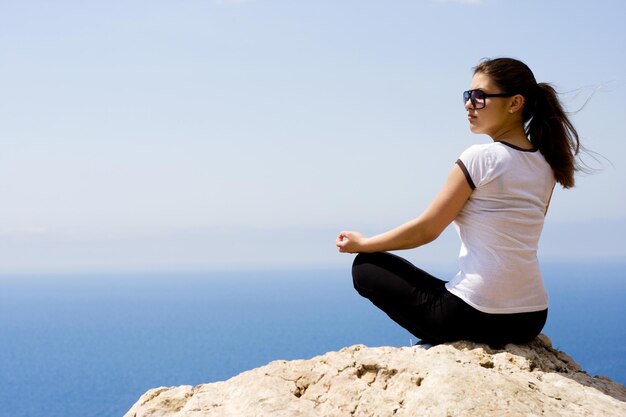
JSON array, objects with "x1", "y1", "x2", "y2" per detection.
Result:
[{"x1": 1, "y1": 0, "x2": 624, "y2": 274}]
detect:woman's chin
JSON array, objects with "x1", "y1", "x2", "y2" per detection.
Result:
[{"x1": 468, "y1": 124, "x2": 481, "y2": 134}]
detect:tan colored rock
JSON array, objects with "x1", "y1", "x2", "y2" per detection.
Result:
[{"x1": 124, "y1": 335, "x2": 626, "y2": 417}]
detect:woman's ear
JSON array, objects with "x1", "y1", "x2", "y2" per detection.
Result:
[{"x1": 509, "y1": 94, "x2": 525, "y2": 113}]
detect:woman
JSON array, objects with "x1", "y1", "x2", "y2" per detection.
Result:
[{"x1": 336, "y1": 57, "x2": 582, "y2": 347}]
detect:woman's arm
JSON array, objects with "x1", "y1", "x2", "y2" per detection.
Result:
[{"x1": 336, "y1": 164, "x2": 473, "y2": 253}]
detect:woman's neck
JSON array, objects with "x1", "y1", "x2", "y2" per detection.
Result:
[{"x1": 490, "y1": 125, "x2": 533, "y2": 150}]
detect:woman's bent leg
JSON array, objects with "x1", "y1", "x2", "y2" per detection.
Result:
[
  {"x1": 351, "y1": 252, "x2": 459, "y2": 343},
  {"x1": 351, "y1": 252, "x2": 548, "y2": 345},
  {"x1": 352, "y1": 252, "x2": 446, "y2": 301}
]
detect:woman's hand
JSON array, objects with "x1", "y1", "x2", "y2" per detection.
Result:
[{"x1": 336, "y1": 231, "x2": 368, "y2": 253}]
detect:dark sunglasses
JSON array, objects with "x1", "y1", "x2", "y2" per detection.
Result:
[{"x1": 463, "y1": 89, "x2": 517, "y2": 109}]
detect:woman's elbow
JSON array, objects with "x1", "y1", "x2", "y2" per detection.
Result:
[
  {"x1": 406, "y1": 225, "x2": 440, "y2": 249},
  {"x1": 422, "y1": 228, "x2": 441, "y2": 245},
  {"x1": 424, "y1": 218, "x2": 450, "y2": 243}
]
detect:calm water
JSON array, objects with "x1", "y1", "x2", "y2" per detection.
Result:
[{"x1": 0, "y1": 262, "x2": 624, "y2": 417}]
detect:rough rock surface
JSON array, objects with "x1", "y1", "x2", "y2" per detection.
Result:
[{"x1": 124, "y1": 335, "x2": 626, "y2": 417}]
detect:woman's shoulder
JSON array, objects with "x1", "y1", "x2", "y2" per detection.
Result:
[{"x1": 459, "y1": 142, "x2": 509, "y2": 163}]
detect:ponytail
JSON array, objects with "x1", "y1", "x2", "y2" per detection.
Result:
[
  {"x1": 474, "y1": 58, "x2": 582, "y2": 188},
  {"x1": 526, "y1": 83, "x2": 580, "y2": 188}
]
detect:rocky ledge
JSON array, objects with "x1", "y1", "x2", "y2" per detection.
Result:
[{"x1": 124, "y1": 335, "x2": 626, "y2": 417}]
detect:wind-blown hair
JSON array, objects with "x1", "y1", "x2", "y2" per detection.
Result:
[{"x1": 474, "y1": 58, "x2": 581, "y2": 188}]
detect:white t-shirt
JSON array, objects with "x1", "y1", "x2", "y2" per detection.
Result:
[{"x1": 445, "y1": 141, "x2": 555, "y2": 314}]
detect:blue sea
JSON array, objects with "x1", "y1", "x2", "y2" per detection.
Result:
[{"x1": 0, "y1": 262, "x2": 624, "y2": 417}]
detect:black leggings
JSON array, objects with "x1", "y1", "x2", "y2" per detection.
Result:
[{"x1": 352, "y1": 252, "x2": 547, "y2": 346}]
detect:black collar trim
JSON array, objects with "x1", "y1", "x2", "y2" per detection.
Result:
[{"x1": 498, "y1": 141, "x2": 538, "y2": 152}]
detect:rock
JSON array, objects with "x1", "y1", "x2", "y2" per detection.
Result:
[{"x1": 124, "y1": 334, "x2": 626, "y2": 417}]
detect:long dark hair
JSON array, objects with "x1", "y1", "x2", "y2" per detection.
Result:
[{"x1": 474, "y1": 57, "x2": 580, "y2": 188}]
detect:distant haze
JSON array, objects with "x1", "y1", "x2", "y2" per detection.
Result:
[{"x1": 1, "y1": 0, "x2": 624, "y2": 274}]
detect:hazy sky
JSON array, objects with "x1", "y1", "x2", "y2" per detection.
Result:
[{"x1": 1, "y1": 0, "x2": 625, "y2": 274}]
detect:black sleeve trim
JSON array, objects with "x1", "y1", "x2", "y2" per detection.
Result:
[{"x1": 456, "y1": 159, "x2": 476, "y2": 190}]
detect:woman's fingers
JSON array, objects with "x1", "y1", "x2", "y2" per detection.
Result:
[
  {"x1": 336, "y1": 232, "x2": 347, "y2": 251},
  {"x1": 336, "y1": 231, "x2": 356, "y2": 253}
]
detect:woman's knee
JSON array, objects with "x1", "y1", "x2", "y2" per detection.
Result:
[
  {"x1": 351, "y1": 252, "x2": 379, "y2": 294},
  {"x1": 351, "y1": 252, "x2": 399, "y2": 295}
]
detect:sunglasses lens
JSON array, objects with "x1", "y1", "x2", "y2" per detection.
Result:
[
  {"x1": 464, "y1": 90, "x2": 486, "y2": 109},
  {"x1": 471, "y1": 90, "x2": 485, "y2": 109}
]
